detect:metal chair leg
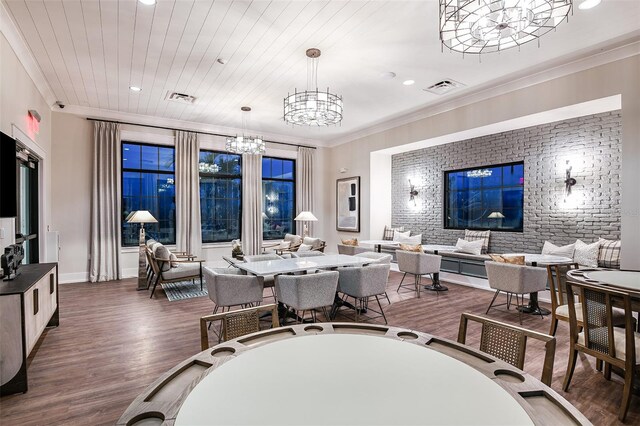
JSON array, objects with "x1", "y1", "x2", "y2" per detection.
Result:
[
  {"x1": 397, "y1": 272, "x2": 408, "y2": 292},
  {"x1": 485, "y1": 289, "x2": 501, "y2": 314},
  {"x1": 375, "y1": 295, "x2": 387, "y2": 325}
]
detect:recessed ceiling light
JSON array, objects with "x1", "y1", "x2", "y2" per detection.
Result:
[
  {"x1": 578, "y1": 0, "x2": 601, "y2": 10},
  {"x1": 403, "y1": 80, "x2": 415, "y2": 86},
  {"x1": 380, "y1": 72, "x2": 396, "y2": 80},
  {"x1": 129, "y1": 86, "x2": 142, "y2": 92},
  {"x1": 138, "y1": 0, "x2": 156, "y2": 5},
  {"x1": 578, "y1": 0, "x2": 601, "y2": 9}
]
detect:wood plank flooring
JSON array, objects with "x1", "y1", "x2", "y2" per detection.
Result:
[{"x1": 1, "y1": 272, "x2": 638, "y2": 425}]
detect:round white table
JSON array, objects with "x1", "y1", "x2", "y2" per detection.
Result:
[
  {"x1": 584, "y1": 270, "x2": 640, "y2": 292},
  {"x1": 176, "y1": 334, "x2": 533, "y2": 426},
  {"x1": 117, "y1": 323, "x2": 590, "y2": 426}
]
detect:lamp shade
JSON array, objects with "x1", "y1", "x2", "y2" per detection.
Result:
[
  {"x1": 294, "y1": 211, "x2": 318, "y2": 221},
  {"x1": 127, "y1": 210, "x2": 158, "y2": 223},
  {"x1": 488, "y1": 212, "x2": 505, "y2": 219}
]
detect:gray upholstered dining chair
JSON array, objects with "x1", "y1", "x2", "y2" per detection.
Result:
[
  {"x1": 337, "y1": 244, "x2": 368, "y2": 255},
  {"x1": 395, "y1": 250, "x2": 441, "y2": 298},
  {"x1": 275, "y1": 271, "x2": 339, "y2": 323},
  {"x1": 203, "y1": 267, "x2": 264, "y2": 314},
  {"x1": 485, "y1": 261, "x2": 548, "y2": 324},
  {"x1": 244, "y1": 253, "x2": 283, "y2": 300},
  {"x1": 336, "y1": 264, "x2": 390, "y2": 324}
]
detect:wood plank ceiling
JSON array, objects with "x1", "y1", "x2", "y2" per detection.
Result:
[{"x1": 4, "y1": 0, "x2": 640, "y2": 142}]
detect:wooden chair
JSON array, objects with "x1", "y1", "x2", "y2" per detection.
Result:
[
  {"x1": 200, "y1": 304, "x2": 279, "y2": 350},
  {"x1": 457, "y1": 312, "x2": 556, "y2": 386},
  {"x1": 547, "y1": 263, "x2": 581, "y2": 335},
  {"x1": 148, "y1": 253, "x2": 204, "y2": 299},
  {"x1": 562, "y1": 280, "x2": 640, "y2": 422}
]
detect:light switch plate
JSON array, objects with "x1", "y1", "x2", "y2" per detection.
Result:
[{"x1": 0, "y1": 227, "x2": 5, "y2": 239}]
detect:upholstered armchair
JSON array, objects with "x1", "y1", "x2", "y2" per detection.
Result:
[
  {"x1": 337, "y1": 244, "x2": 369, "y2": 255},
  {"x1": 203, "y1": 267, "x2": 264, "y2": 312},
  {"x1": 485, "y1": 261, "x2": 548, "y2": 324},
  {"x1": 336, "y1": 264, "x2": 390, "y2": 324},
  {"x1": 275, "y1": 271, "x2": 339, "y2": 323},
  {"x1": 395, "y1": 250, "x2": 441, "y2": 298}
]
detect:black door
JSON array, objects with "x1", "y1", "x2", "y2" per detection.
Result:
[{"x1": 16, "y1": 156, "x2": 38, "y2": 264}]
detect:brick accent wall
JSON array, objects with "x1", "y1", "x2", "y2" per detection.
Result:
[{"x1": 391, "y1": 111, "x2": 622, "y2": 254}]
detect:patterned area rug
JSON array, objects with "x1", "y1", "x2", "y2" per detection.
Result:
[{"x1": 161, "y1": 279, "x2": 207, "y2": 302}]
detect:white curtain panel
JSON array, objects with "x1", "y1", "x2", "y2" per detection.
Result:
[
  {"x1": 242, "y1": 154, "x2": 263, "y2": 255},
  {"x1": 89, "y1": 121, "x2": 121, "y2": 282},
  {"x1": 175, "y1": 130, "x2": 202, "y2": 258},
  {"x1": 296, "y1": 147, "x2": 315, "y2": 236}
]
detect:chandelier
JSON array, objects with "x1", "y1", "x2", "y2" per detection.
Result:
[
  {"x1": 226, "y1": 106, "x2": 265, "y2": 155},
  {"x1": 283, "y1": 48, "x2": 343, "y2": 126},
  {"x1": 439, "y1": 0, "x2": 572, "y2": 54}
]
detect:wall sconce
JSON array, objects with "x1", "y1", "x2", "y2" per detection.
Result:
[
  {"x1": 408, "y1": 179, "x2": 418, "y2": 206},
  {"x1": 564, "y1": 163, "x2": 577, "y2": 196}
]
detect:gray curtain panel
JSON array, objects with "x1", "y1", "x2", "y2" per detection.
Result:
[
  {"x1": 296, "y1": 147, "x2": 315, "y2": 236},
  {"x1": 242, "y1": 154, "x2": 263, "y2": 256},
  {"x1": 89, "y1": 121, "x2": 121, "y2": 282},
  {"x1": 175, "y1": 131, "x2": 202, "y2": 257}
]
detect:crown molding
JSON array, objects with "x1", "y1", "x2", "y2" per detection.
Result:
[
  {"x1": 0, "y1": 1, "x2": 57, "y2": 106},
  {"x1": 58, "y1": 105, "x2": 328, "y2": 148},
  {"x1": 328, "y1": 34, "x2": 640, "y2": 148}
]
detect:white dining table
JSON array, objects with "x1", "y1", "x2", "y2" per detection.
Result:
[
  {"x1": 234, "y1": 254, "x2": 373, "y2": 276},
  {"x1": 175, "y1": 334, "x2": 534, "y2": 426},
  {"x1": 501, "y1": 253, "x2": 574, "y2": 266}
]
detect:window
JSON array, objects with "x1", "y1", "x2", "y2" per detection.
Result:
[
  {"x1": 122, "y1": 142, "x2": 176, "y2": 246},
  {"x1": 262, "y1": 157, "x2": 295, "y2": 240},
  {"x1": 199, "y1": 151, "x2": 242, "y2": 243},
  {"x1": 444, "y1": 162, "x2": 524, "y2": 231}
]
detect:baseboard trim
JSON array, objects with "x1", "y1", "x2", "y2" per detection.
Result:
[{"x1": 58, "y1": 272, "x2": 89, "y2": 284}]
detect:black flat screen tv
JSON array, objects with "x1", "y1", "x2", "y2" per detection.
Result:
[{"x1": 0, "y1": 131, "x2": 17, "y2": 218}]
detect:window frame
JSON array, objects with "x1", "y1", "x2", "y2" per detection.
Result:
[
  {"x1": 121, "y1": 141, "x2": 177, "y2": 247},
  {"x1": 198, "y1": 149, "x2": 243, "y2": 244},
  {"x1": 443, "y1": 160, "x2": 524, "y2": 232},
  {"x1": 262, "y1": 156, "x2": 296, "y2": 241}
]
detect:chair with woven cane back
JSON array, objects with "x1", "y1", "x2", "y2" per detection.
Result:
[
  {"x1": 547, "y1": 263, "x2": 628, "y2": 337},
  {"x1": 562, "y1": 280, "x2": 640, "y2": 422},
  {"x1": 457, "y1": 312, "x2": 556, "y2": 386},
  {"x1": 200, "y1": 304, "x2": 280, "y2": 350}
]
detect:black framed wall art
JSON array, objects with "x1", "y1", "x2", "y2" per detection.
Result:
[{"x1": 336, "y1": 176, "x2": 360, "y2": 232}]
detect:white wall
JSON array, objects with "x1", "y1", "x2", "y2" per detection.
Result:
[
  {"x1": 323, "y1": 55, "x2": 640, "y2": 270},
  {"x1": 50, "y1": 114, "x2": 328, "y2": 282},
  {"x1": 0, "y1": 32, "x2": 52, "y2": 260}
]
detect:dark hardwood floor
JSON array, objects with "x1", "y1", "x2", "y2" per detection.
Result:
[{"x1": 1, "y1": 271, "x2": 638, "y2": 425}]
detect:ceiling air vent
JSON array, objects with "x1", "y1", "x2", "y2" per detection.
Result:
[
  {"x1": 423, "y1": 79, "x2": 465, "y2": 95},
  {"x1": 165, "y1": 91, "x2": 197, "y2": 104}
]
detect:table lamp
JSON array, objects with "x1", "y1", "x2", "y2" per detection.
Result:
[
  {"x1": 488, "y1": 212, "x2": 505, "y2": 219},
  {"x1": 127, "y1": 210, "x2": 157, "y2": 290},
  {"x1": 294, "y1": 211, "x2": 317, "y2": 238}
]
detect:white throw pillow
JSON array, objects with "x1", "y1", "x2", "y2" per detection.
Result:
[
  {"x1": 392, "y1": 230, "x2": 411, "y2": 242},
  {"x1": 455, "y1": 238, "x2": 484, "y2": 256},
  {"x1": 573, "y1": 239, "x2": 600, "y2": 268},
  {"x1": 395, "y1": 234, "x2": 422, "y2": 245},
  {"x1": 277, "y1": 241, "x2": 291, "y2": 250},
  {"x1": 303, "y1": 237, "x2": 322, "y2": 250},
  {"x1": 297, "y1": 244, "x2": 312, "y2": 252},
  {"x1": 541, "y1": 241, "x2": 575, "y2": 258}
]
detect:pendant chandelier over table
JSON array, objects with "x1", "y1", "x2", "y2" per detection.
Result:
[
  {"x1": 226, "y1": 106, "x2": 265, "y2": 155},
  {"x1": 439, "y1": 0, "x2": 573, "y2": 54},
  {"x1": 283, "y1": 48, "x2": 343, "y2": 127}
]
